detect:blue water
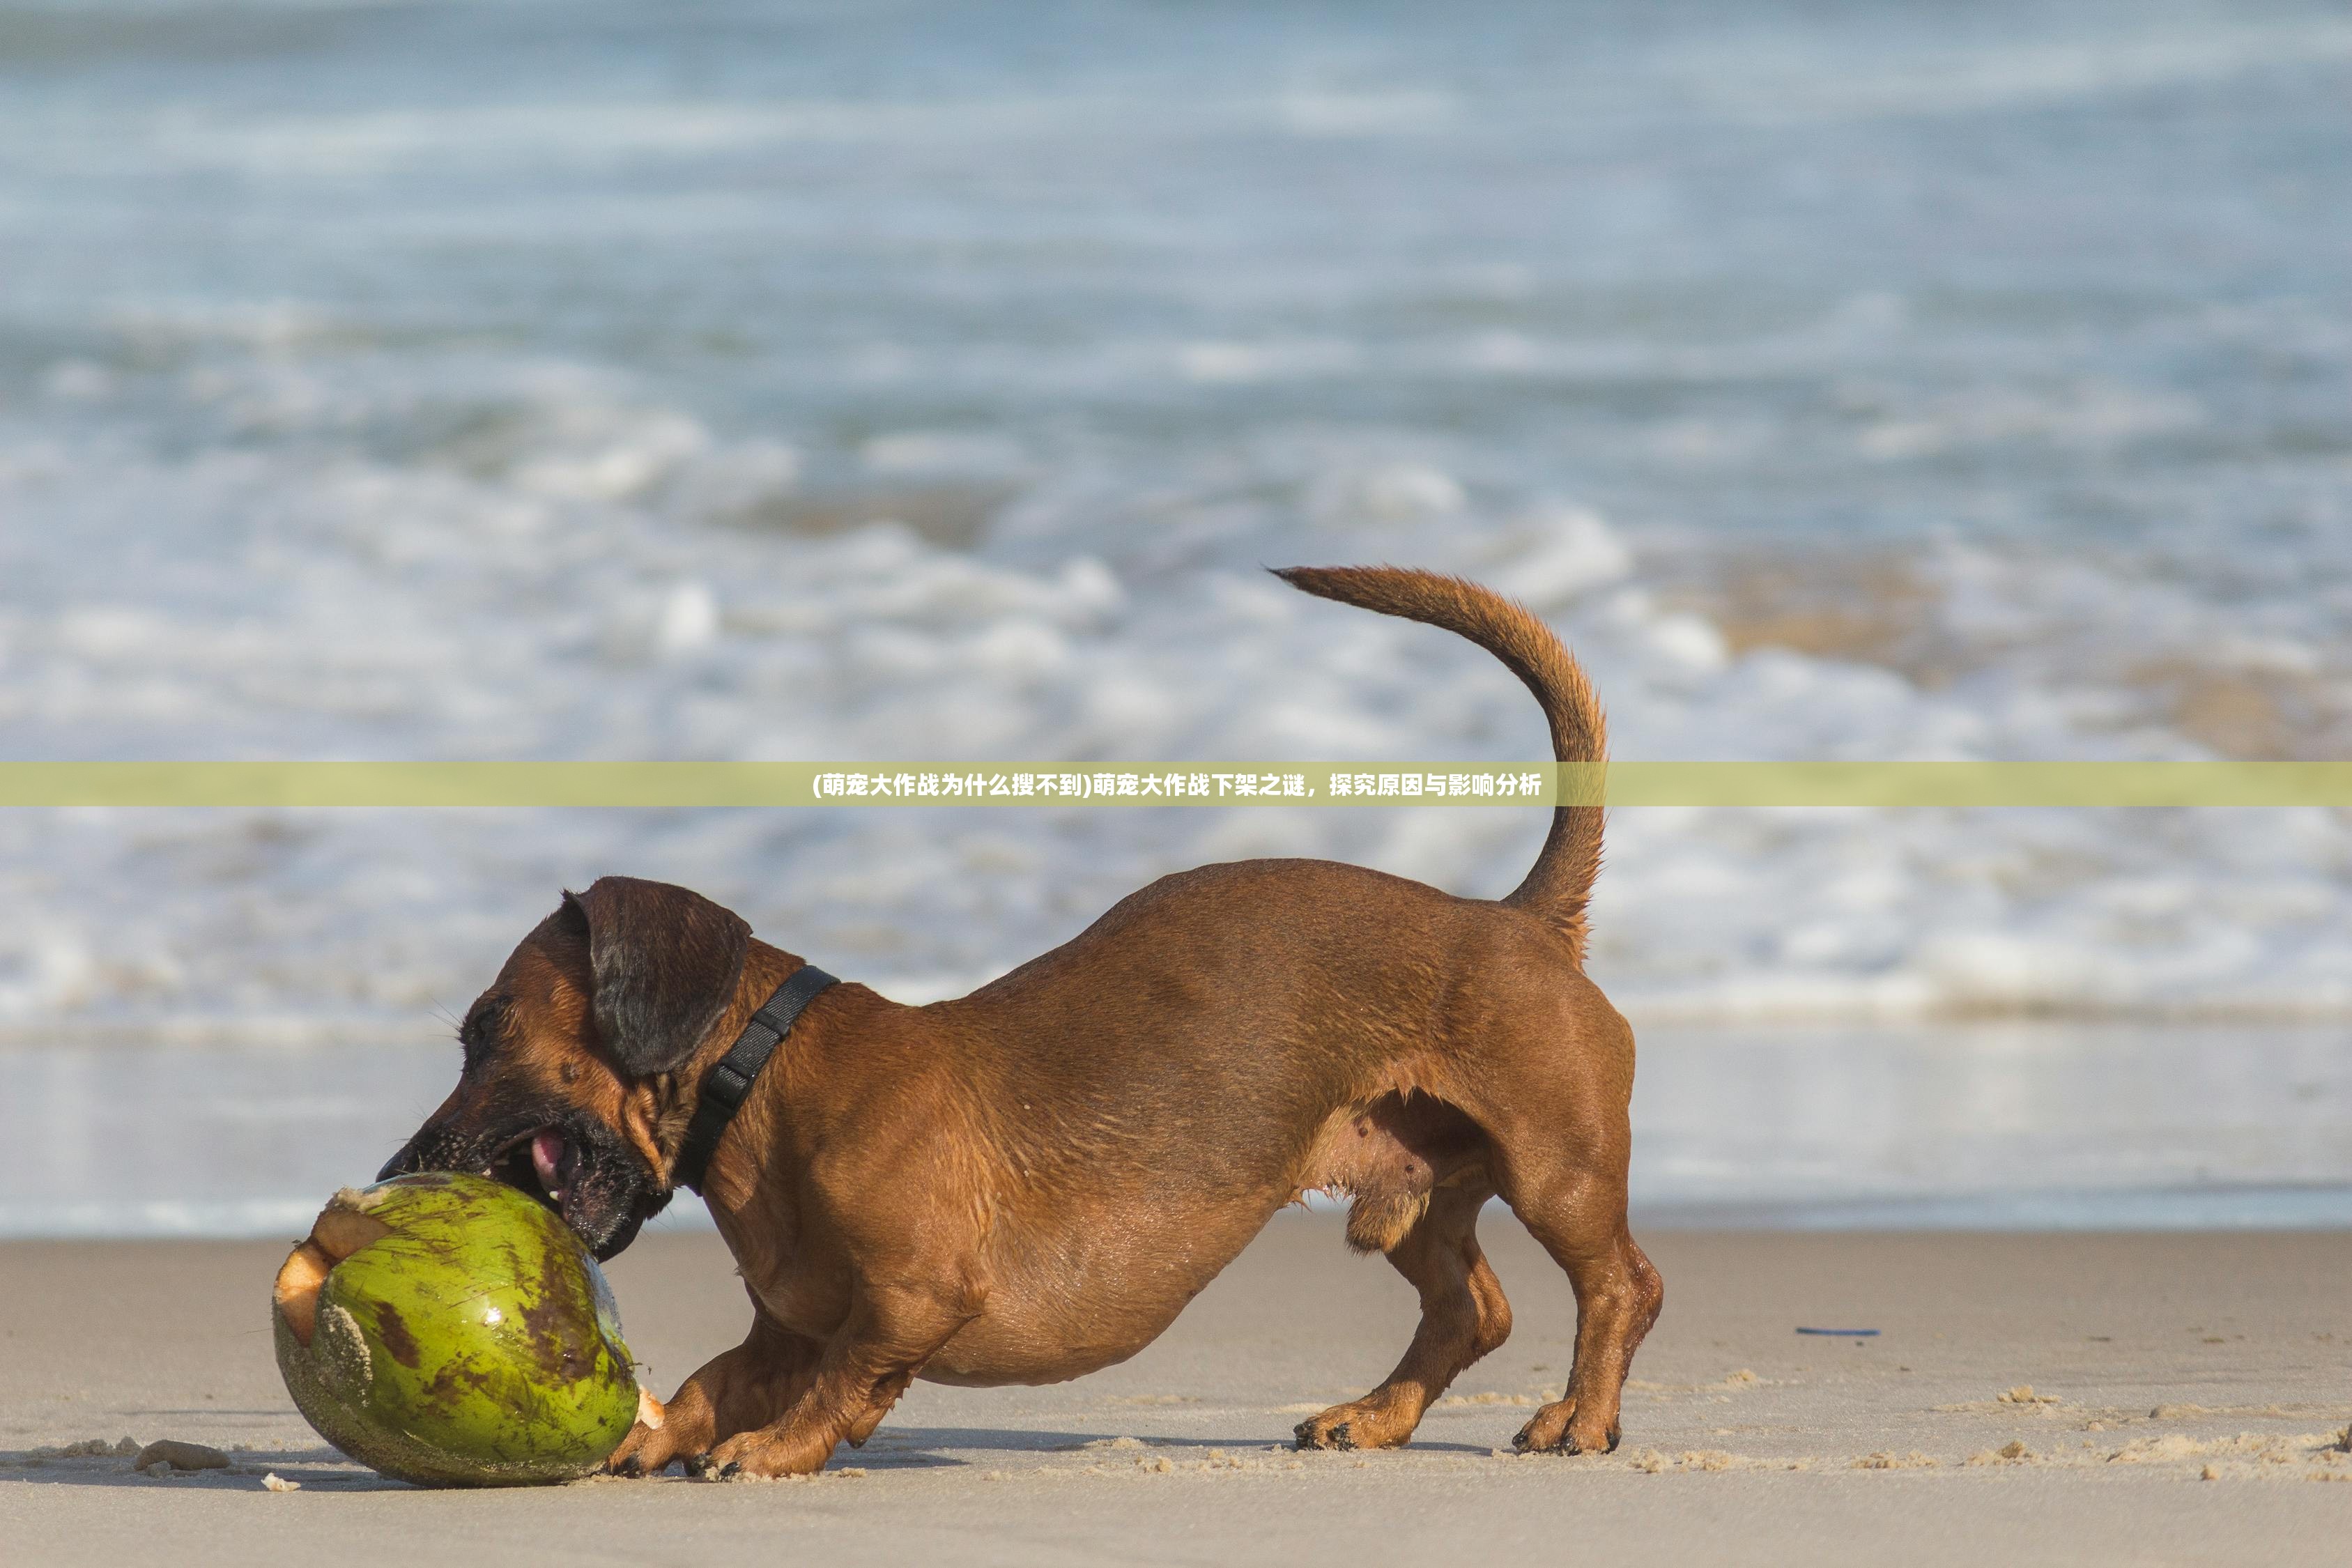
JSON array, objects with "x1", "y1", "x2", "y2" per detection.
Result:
[
  {"x1": 10, "y1": 0, "x2": 2347, "y2": 562},
  {"x1": 4, "y1": 1027, "x2": 2346, "y2": 1236}
]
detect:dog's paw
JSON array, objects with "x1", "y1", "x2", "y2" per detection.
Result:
[
  {"x1": 1293, "y1": 1415, "x2": 1357, "y2": 1452},
  {"x1": 1512, "y1": 1398, "x2": 1618, "y2": 1456},
  {"x1": 699, "y1": 1427, "x2": 837, "y2": 1480},
  {"x1": 1295, "y1": 1394, "x2": 1420, "y2": 1452},
  {"x1": 601, "y1": 1418, "x2": 684, "y2": 1478}
]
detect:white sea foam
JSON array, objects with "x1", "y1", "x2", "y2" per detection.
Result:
[{"x1": 3, "y1": 404, "x2": 2351, "y2": 1029}]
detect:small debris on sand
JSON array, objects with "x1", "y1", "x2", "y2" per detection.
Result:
[
  {"x1": 2108, "y1": 1431, "x2": 2342, "y2": 1467},
  {"x1": 1627, "y1": 1447, "x2": 1772, "y2": 1473},
  {"x1": 134, "y1": 1440, "x2": 230, "y2": 1473},
  {"x1": 2109, "y1": 1434, "x2": 2207, "y2": 1465},
  {"x1": 260, "y1": 1473, "x2": 300, "y2": 1493},
  {"x1": 1998, "y1": 1386, "x2": 2059, "y2": 1406},
  {"x1": 2200, "y1": 1464, "x2": 2222, "y2": 1481},
  {"x1": 1965, "y1": 1441, "x2": 2034, "y2": 1466},
  {"x1": 2148, "y1": 1403, "x2": 2211, "y2": 1419},
  {"x1": 1937, "y1": 1394, "x2": 2064, "y2": 1416},
  {"x1": 31, "y1": 1437, "x2": 139, "y2": 1459},
  {"x1": 1852, "y1": 1451, "x2": 1937, "y2": 1470}
]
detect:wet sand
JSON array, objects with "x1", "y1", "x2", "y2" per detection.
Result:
[{"x1": 3, "y1": 1216, "x2": 2346, "y2": 1565}]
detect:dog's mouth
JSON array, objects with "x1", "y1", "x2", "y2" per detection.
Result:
[
  {"x1": 486, "y1": 1125, "x2": 585, "y2": 1211},
  {"x1": 383, "y1": 1112, "x2": 668, "y2": 1263}
]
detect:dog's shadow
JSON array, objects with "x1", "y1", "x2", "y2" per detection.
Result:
[
  {"x1": 857, "y1": 1426, "x2": 1250, "y2": 1469},
  {"x1": 1, "y1": 1425, "x2": 1494, "y2": 1489},
  {"x1": 857, "y1": 1425, "x2": 1497, "y2": 1467}
]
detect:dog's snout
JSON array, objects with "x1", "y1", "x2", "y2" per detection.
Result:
[{"x1": 376, "y1": 1137, "x2": 426, "y2": 1183}]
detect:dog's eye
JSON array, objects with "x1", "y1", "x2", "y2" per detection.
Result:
[{"x1": 457, "y1": 996, "x2": 510, "y2": 1074}]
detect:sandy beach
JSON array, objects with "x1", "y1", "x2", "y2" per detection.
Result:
[
  {"x1": 3, "y1": 1214, "x2": 2345, "y2": 1565},
  {"x1": 6, "y1": 4, "x2": 2350, "y2": 1563}
]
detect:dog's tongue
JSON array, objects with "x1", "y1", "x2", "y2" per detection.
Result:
[{"x1": 530, "y1": 1130, "x2": 567, "y2": 1202}]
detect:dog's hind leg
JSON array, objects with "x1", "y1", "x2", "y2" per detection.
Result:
[
  {"x1": 1293, "y1": 1185, "x2": 1512, "y2": 1451},
  {"x1": 1431, "y1": 990, "x2": 1663, "y2": 1456},
  {"x1": 1502, "y1": 1176, "x2": 1661, "y2": 1456},
  {"x1": 1489, "y1": 1114, "x2": 1661, "y2": 1456}
]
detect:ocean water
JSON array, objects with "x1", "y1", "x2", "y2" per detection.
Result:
[
  {"x1": 3, "y1": 1, "x2": 2351, "y2": 1225},
  {"x1": 6, "y1": 1027, "x2": 2346, "y2": 1237}
]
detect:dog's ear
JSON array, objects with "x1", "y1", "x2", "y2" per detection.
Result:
[{"x1": 560, "y1": 877, "x2": 751, "y2": 1077}]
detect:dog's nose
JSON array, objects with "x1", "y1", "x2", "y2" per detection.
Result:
[{"x1": 376, "y1": 1141, "x2": 422, "y2": 1183}]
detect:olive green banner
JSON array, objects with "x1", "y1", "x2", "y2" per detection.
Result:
[{"x1": 5, "y1": 761, "x2": 2352, "y2": 806}]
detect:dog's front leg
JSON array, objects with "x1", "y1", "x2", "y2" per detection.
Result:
[
  {"x1": 605, "y1": 1312, "x2": 820, "y2": 1477},
  {"x1": 695, "y1": 1274, "x2": 986, "y2": 1480}
]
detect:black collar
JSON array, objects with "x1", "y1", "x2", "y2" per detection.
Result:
[{"x1": 672, "y1": 964, "x2": 838, "y2": 1194}]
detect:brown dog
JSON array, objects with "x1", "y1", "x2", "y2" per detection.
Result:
[{"x1": 380, "y1": 565, "x2": 1662, "y2": 1478}]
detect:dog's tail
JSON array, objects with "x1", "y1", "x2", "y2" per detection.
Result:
[{"x1": 1273, "y1": 565, "x2": 1606, "y2": 959}]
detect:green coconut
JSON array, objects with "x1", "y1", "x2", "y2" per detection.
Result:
[{"x1": 271, "y1": 1171, "x2": 648, "y2": 1486}]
